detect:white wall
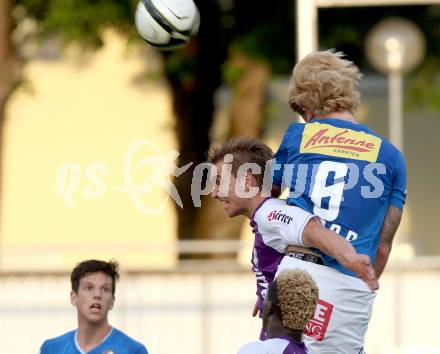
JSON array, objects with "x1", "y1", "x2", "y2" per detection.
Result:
[{"x1": 1, "y1": 260, "x2": 439, "y2": 354}]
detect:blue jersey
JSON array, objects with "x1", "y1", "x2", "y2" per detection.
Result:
[
  {"x1": 40, "y1": 327, "x2": 148, "y2": 354},
  {"x1": 274, "y1": 118, "x2": 406, "y2": 276}
]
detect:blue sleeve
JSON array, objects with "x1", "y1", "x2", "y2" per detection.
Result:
[
  {"x1": 389, "y1": 151, "x2": 407, "y2": 209},
  {"x1": 136, "y1": 345, "x2": 149, "y2": 354},
  {"x1": 273, "y1": 125, "x2": 292, "y2": 186}
]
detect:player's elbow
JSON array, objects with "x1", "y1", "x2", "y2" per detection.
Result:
[{"x1": 302, "y1": 217, "x2": 322, "y2": 248}]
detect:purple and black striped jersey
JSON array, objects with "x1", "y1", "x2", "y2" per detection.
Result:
[
  {"x1": 250, "y1": 198, "x2": 314, "y2": 311},
  {"x1": 238, "y1": 336, "x2": 309, "y2": 354}
]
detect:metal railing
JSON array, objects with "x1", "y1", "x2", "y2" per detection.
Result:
[{"x1": 0, "y1": 243, "x2": 440, "y2": 354}]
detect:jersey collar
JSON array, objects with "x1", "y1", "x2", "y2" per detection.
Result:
[
  {"x1": 74, "y1": 327, "x2": 114, "y2": 354},
  {"x1": 250, "y1": 197, "x2": 272, "y2": 224}
]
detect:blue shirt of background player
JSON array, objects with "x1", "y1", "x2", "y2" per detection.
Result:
[
  {"x1": 273, "y1": 118, "x2": 406, "y2": 277},
  {"x1": 40, "y1": 327, "x2": 148, "y2": 354}
]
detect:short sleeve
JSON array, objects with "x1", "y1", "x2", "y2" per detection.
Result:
[
  {"x1": 237, "y1": 341, "x2": 267, "y2": 354},
  {"x1": 255, "y1": 202, "x2": 315, "y2": 253},
  {"x1": 274, "y1": 123, "x2": 305, "y2": 188},
  {"x1": 273, "y1": 125, "x2": 294, "y2": 187},
  {"x1": 136, "y1": 345, "x2": 149, "y2": 354},
  {"x1": 389, "y1": 151, "x2": 407, "y2": 209}
]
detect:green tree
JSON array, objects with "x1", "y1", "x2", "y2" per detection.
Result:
[
  {"x1": 318, "y1": 5, "x2": 440, "y2": 110},
  {"x1": 0, "y1": 0, "x2": 21, "y2": 206},
  {"x1": 1, "y1": 1, "x2": 438, "y2": 259},
  {"x1": 0, "y1": 0, "x2": 296, "y2": 259}
]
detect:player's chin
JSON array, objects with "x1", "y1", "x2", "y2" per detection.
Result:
[
  {"x1": 86, "y1": 312, "x2": 107, "y2": 322},
  {"x1": 88, "y1": 317, "x2": 107, "y2": 325},
  {"x1": 221, "y1": 202, "x2": 234, "y2": 216},
  {"x1": 225, "y1": 209, "x2": 236, "y2": 217},
  {"x1": 222, "y1": 209, "x2": 236, "y2": 218},
  {"x1": 225, "y1": 205, "x2": 240, "y2": 217}
]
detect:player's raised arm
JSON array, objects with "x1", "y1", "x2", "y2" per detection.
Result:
[{"x1": 302, "y1": 218, "x2": 379, "y2": 291}]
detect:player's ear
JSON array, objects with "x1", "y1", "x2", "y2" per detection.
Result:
[
  {"x1": 109, "y1": 296, "x2": 115, "y2": 310},
  {"x1": 70, "y1": 290, "x2": 77, "y2": 307},
  {"x1": 244, "y1": 170, "x2": 256, "y2": 189}
]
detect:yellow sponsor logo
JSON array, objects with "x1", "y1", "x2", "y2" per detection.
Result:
[{"x1": 300, "y1": 123, "x2": 381, "y2": 162}]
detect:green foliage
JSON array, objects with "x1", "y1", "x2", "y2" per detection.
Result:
[
  {"x1": 221, "y1": 57, "x2": 245, "y2": 86},
  {"x1": 164, "y1": 49, "x2": 198, "y2": 88},
  {"x1": 232, "y1": 22, "x2": 292, "y2": 74},
  {"x1": 319, "y1": 5, "x2": 440, "y2": 111},
  {"x1": 11, "y1": 0, "x2": 440, "y2": 111},
  {"x1": 16, "y1": 0, "x2": 139, "y2": 48},
  {"x1": 406, "y1": 57, "x2": 440, "y2": 111},
  {"x1": 228, "y1": 0, "x2": 294, "y2": 74}
]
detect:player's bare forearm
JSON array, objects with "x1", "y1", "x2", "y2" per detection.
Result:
[
  {"x1": 374, "y1": 206, "x2": 402, "y2": 278},
  {"x1": 374, "y1": 243, "x2": 392, "y2": 279},
  {"x1": 303, "y1": 218, "x2": 379, "y2": 290},
  {"x1": 302, "y1": 218, "x2": 361, "y2": 268}
]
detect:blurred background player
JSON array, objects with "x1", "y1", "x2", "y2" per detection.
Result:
[
  {"x1": 273, "y1": 50, "x2": 406, "y2": 353},
  {"x1": 208, "y1": 137, "x2": 377, "y2": 340},
  {"x1": 237, "y1": 269, "x2": 319, "y2": 354},
  {"x1": 39, "y1": 259, "x2": 148, "y2": 354}
]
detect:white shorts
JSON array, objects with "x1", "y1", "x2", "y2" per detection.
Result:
[{"x1": 276, "y1": 256, "x2": 376, "y2": 354}]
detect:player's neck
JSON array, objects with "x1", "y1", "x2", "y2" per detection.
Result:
[
  {"x1": 309, "y1": 111, "x2": 357, "y2": 124},
  {"x1": 266, "y1": 323, "x2": 303, "y2": 343},
  {"x1": 246, "y1": 195, "x2": 269, "y2": 219},
  {"x1": 76, "y1": 320, "x2": 112, "y2": 352}
]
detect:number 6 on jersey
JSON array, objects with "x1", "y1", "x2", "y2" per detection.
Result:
[{"x1": 310, "y1": 161, "x2": 348, "y2": 221}]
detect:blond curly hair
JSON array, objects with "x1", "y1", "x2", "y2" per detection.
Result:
[
  {"x1": 276, "y1": 269, "x2": 319, "y2": 330},
  {"x1": 288, "y1": 50, "x2": 362, "y2": 118}
]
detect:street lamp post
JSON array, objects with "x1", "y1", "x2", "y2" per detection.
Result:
[
  {"x1": 365, "y1": 17, "x2": 426, "y2": 153},
  {"x1": 365, "y1": 18, "x2": 425, "y2": 351}
]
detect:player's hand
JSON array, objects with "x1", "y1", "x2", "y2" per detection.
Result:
[
  {"x1": 347, "y1": 254, "x2": 379, "y2": 291},
  {"x1": 252, "y1": 300, "x2": 260, "y2": 317}
]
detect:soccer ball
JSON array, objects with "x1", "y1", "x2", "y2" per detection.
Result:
[{"x1": 135, "y1": 0, "x2": 200, "y2": 50}]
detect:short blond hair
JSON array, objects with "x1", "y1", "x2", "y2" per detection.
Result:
[
  {"x1": 276, "y1": 269, "x2": 319, "y2": 330},
  {"x1": 207, "y1": 137, "x2": 274, "y2": 187},
  {"x1": 288, "y1": 50, "x2": 362, "y2": 118}
]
